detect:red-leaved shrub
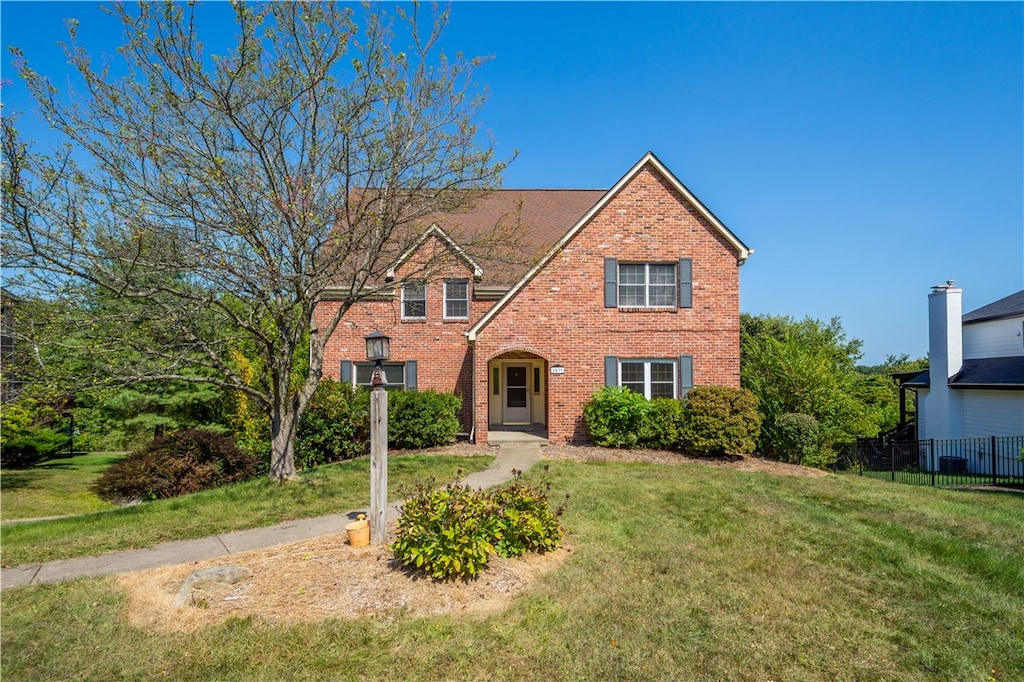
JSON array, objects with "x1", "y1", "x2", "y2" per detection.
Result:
[{"x1": 92, "y1": 429, "x2": 259, "y2": 502}]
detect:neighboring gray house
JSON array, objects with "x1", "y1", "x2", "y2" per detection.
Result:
[{"x1": 904, "y1": 283, "x2": 1024, "y2": 443}]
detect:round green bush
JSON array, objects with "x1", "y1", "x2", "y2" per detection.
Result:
[
  {"x1": 296, "y1": 379, "x2": 369, "y2": 468},
  {"x1": 771, "y1": 412, "x2": 835, "y2": 468},
  {"x1": 0, "y1": 426, "x2": 70, "y2": 468},
  {"x1": 91, "y1": 428, "x2": 259, "y2": 502},
  {"x1": 388, "y1": 390, "x2": 461, "y2": 449},
  {"x1": 678, "y1": 385, "x2": 762, "y2": 457},
  {"x1": 639, "y1": 397, "x2": 684, "y2": 450},
  {"x1": 582, "y1": 386, "x2": 651, "y2": 448}
]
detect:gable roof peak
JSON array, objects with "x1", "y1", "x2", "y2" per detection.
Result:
[
  {"x1": 613, "y1": 151, "x2": 752, "y2": 262},
  {"x1": 387, "y1": 223, "x2": 484, "y2": 281},
  {"x1": 466, "y1": 151, "x2": 753, "y2": 341}
]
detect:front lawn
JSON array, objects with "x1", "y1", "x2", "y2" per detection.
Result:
[
  {"x1": 0, "y1": 452, "x2": 128, "y2": 520},
  {"x1": 3, "y1": 459, "x2": 1022, "y2": 681},
  {"x1": 1, "y1": 454, "x2": 493, "y2": 566}
]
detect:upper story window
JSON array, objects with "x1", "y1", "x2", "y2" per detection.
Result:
[
  {"x1": 402, "y1": 281, "x2": 426, "y2": 319},
  {"x1": 618, "y1": 263, "x2": 676, "y2": 307},
  {"x1": 444, "y1": 279, "x2": 469, "y2": 319},
  {"x1": 604, "y1": 258, "x2": 692, "y2": 309}
]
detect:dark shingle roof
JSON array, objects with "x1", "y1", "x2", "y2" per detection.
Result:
[
  {"x1": 951, "y1": 356, "x2": 1024, "y2": 388},
  {"x1": 391, "y1": 188, "x2": 602, "y2": 286},
  {"x1": 902, "y1": 370, "x2": 930, "y2": 388},
  {"x1": 423, "y1": 190, "x2": 606, "y2": 286},
  {"x1": 900, "y1": 356, "x2": 1024, "y2": 389},
  {"x1": 962, "y1": 290, "x2": 1024, "y2": 324}
]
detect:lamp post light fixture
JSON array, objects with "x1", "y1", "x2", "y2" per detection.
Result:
[
  {"x1": 365, "y1": 330, "x2": 390, "y2": 389},
  {"x1": 365, "y1": 331, "x2": 390, "y2": 545},
  {"x1": 364, "y1": 330, "x2": 391, "y2": 362}
]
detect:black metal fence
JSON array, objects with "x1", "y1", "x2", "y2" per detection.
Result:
[{"x1": 835, "y1": 435, "x2": 1024, "y2": 487}]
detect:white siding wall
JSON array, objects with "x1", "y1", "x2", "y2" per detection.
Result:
[
  {"x1": 915, "y1": 388, "x2": 930, "y2": 439},
  {"x1": 963, "y1": 316, "x2": 1024, "y2": 359},
  {"x1": 961, "y1": 390, "x2": 1024, "y2": 437}
]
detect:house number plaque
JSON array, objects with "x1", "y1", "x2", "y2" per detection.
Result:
[{"x1": 550, "y1": 365, "x2": 566, "y2": 374}]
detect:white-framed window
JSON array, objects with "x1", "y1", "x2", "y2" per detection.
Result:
[
  {"x1": 342, "y1": 359, "x2": 418, "y2": 391},
  {"x1": 618, "y1": 263, "x2": 676, "y2": 308},
  {"x1": 444, "y1": 279, "x2": 469, "y2": 319},
  {"x1": 354, "y1": 362, "x2": 407, "y2": 391},
  {"x1": 401, "y1": 281, "x2": 426, "y2": 319},
  {"x1": 606, "y1": 354, "x2": 692, "y2": 398},
  {"x1": 604, "y1": 258, "x2": 691, "y2": 309},
  {"x1": 620, "y1": 359, "x2": 677, "y2": 399}
]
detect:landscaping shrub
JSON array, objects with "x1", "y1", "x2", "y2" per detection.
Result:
[
  {"x1": 771, "y1": 412, "x2": 821, "y2": 464},
  {"x1": 0, "y1": 399, "x2": 70, "y2": 468},
  {"x1": 92, "y1": 429, "x2": 259, "y2": 502},
  {"x1": 0, "y1": 426, "x2": 70, "y2": 468},
  {"x1": 391, "y1": 479, "x2": 496, "y2": 580},
  {"x1": 488, "y1": 471, "x2": 567, "y2": 558},
  {"x1": 639, "y1": 397, "x2": 684, "y2": 450},
  {"x1": 678, "y1": 385, "x2": 762, "y2": 457},
  {"x1": 296, "y1": 379, "x2": 369, "y2": 468},
  {"x1": 296, "y1": 385, "x2": 461, "y2": 468},
  {"x1": 771, "y1": 412, "x2": 836, "y2": 468},
  {"x1": 582, "y1": 386, "x2": 651, "y2": 448},
  {"x1": 392, "y1": 469, "x2": 566, "y2": 581},
  {"x1": 388, "y1": 390, "x2": 461, "y2": 449}
]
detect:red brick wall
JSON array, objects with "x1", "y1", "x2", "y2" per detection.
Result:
[
  {"x1": 317, "y1": 163, "x2": 744, "y2": 444},
  {"x1": 317, "y1": 235, "x2": 483, "y2": 429},
  {"x1": 472, "y1": 164, "x2": 742, "y2": 444}
]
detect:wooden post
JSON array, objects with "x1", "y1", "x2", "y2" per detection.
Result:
[{"x1": 370, "y1": 383, "x2": 388, "y2": 545}]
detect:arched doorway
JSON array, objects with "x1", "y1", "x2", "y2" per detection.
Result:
[{"x1": 487, "y1": 351, "x2": 547, "y2": 435}]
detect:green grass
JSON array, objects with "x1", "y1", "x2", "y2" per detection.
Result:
[
  {"x1": 0, "y1": 454, "x2": 493, "y2": 566},
  {"x1": 0, "y1": 452, "x2": 128, "y2": 520},
  {"x1": 3, "y1": 460, "x2": 1022, "y2": 681}
]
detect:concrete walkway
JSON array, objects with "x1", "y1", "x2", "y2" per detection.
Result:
[{"x1": 1, "y1": 442, "x2": 543, "y2": 590}]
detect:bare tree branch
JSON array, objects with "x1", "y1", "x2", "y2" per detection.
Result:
[{"x1": 2, "y1": 1, "x2": 514, "y2": 480}]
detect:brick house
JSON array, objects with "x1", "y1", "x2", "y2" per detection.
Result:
[{"x1": 317, "y1": 152, "x2": 752, "y2": 444}]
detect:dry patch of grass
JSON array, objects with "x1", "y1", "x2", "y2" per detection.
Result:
[
  {"x1": 543, "y1": 444, "x2": 829, "y2": 478},
  {"x1": 117, "y1": 532, "x2": 570, "y2": 632}
]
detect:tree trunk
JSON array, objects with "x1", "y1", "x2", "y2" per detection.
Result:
[{"x1": 269, "y1": 406, "x2": 299, "y2": 481}]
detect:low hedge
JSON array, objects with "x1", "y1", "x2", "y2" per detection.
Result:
[{"x1": 582, "y1": 384, "x2": 762, "y2": 456}]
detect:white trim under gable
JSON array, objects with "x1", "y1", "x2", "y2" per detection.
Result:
[
  {"x1": 386, "y1": 224, "x2": 484, "y2": 282},
  {"x1": 466, "y1": 151, "x2": 753, "y2": 342}
]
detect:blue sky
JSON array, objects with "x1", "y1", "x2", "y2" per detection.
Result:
[{"x1": 2, "y1": 1, "x2": 1022, "y2": 364}]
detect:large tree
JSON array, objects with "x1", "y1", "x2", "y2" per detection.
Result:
[
  {"x1": 2, "y1": 2, "x2": 511, "y2": 480},
  {"x1": 740, "y1": 313, "x2": 872, "y2": 454}
]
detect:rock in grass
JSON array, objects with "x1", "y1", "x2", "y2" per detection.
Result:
[{"x1": 173, "y1": 566, "x2": 252, "y2": 608}]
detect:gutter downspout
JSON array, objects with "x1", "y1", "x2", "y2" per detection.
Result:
[{"x1": 465, "y1": 331, "x2": 476, "y2": 444}]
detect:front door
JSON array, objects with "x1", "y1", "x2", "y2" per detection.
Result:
[{"x1": 503, "y1": 364, "x2": 530, "y2": 425}]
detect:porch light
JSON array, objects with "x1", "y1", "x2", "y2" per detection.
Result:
[{"x1": 364, "y1": 331, "x2": 391, "y2": 362}]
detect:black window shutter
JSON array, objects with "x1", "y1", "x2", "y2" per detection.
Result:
[
  {"x1": 679, "y1": 355, "x2": 693, "y2": 396},
  {"x1": 678, "y1": 258, "x2": 692, "y2": 308},
  {"x1": 605, "y1": 356, "x2": 618, "y2": 386},
  {"x1": 341, "y1": 360, "x2": 352, "y2": 384},
  {"x1": 604, "y1": 258, "x2": 618, "y2": 308},
  {"x1": 406, "y1": 360, "x2": 418, "y2": 391}
]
